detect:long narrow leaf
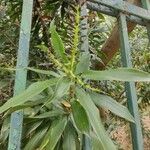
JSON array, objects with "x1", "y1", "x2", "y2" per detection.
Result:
[
  {"x1": 89, "y1": 92, "x2": 134, "y2": 122},
  {"x1": 71, "y1": 100, "x2": 90, "y2": 133},
  {"x1": 82, "y1": 68, "x2": 150, "y2": 81},
  {"x1": 91, "y1": 132, "x2": 103, "y2": 150},
  {"x1": 26, "y1": 121, "x2": 43, "y2": 136},
  {"x1": 50, "y1": 20, "x2": 68, "y2": 63},
  {"x1": 63, "y1": 123, "x2": 76, "y2": 150},
  {"x1": 30, "y1": 110, "x2": 65, "y2": 119},
  {"x1": 39, "y1": 117, "x2": 67, "y2": 150},
  {"x1": 75, "y1": 53, "x2": 90, "y2": 74},
  {"x1": 26, "y1": 67, "x2": 60, "y2": 77},
  {"x1": 51, "y1": 77, "x2": 72, "y2": 103},
  {"x1": 24, "y1": 127, "x2": 48, "y2": 150},
  {"x1": 76, "y1": 87, "x2": 116, "y2": 150},
  {"x1": 0, "y1": 78, "x2": 58, "y2": 113}
]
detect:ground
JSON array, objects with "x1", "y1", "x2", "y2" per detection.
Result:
[{"x1": 111, "y1": 106, "x2": 150, "y2": 150}]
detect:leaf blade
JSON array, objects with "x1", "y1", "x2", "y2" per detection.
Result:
[
  {"x1": 76, "y1": 87, "x2": 116, "y2": 150},
  {"x1": 50, "y1": 20, "x2": 68, "y2": 63},
  {"x1": 82, "y1": 68, "x2": 150, "y2": 81},
  {"x1": 40, "y1": 117, "x2": 67, "y2": 150},
  {"x1": 24, "y1": 127, "x2": 48, "y2": 150},
  {"x1": 75, "y1": 52, "x2": 90, "y2": 74},
  {"x1": 63, "y1": 122, "x2": 76, "y2": 150},
  {"x1": 89, "y1": 92, "x2": 134, "y2": 122},
  {"x1": 26, "y1": 67, "x2": 60, "y2": 77},
  {"x1": 71, "y1": 100, "x2": 90, "y2": 133},
  {"x1": 0, "y1": 78, "x2": 58, "y2": 113}
]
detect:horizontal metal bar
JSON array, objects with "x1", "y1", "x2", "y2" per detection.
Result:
[
  {"x1": 88, "y1": 0, "x2": 150, "y2": 21},
  {"x1": 141, "y1": 0, "x2": 150, "y2": 41},
  {"x1": 87, "y1": 2, "x2": 146, "y2": 26},
  {"x1": 87, "y1": 2, "x2": 117, "y2": 17}
]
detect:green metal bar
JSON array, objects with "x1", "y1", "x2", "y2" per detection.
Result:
[
  {"x1": 141, "y1": 0, "x2": 150, "y2": 10},
  {"x1": 88, "y1": 0, "x2": 150, "y2": 21},
  {"x1": 118, "y1": 13, "x2": 143, "y2": 150},
  {"x1": 8, "y1": 0, "x2": 33, "y2": 150},
  {"x1": 141, "y1": 0, "x2": 150, "y2": 40}
]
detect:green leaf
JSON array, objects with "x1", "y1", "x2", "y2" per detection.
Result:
[
  {"x1": 26, "y1": 67, "x2": 60, "y2": 77},
  {"x1": 30, "y1": 110, "x2": 65, "y2": 119},
  {"x1": 26, "y1": 121, "x2": 43, "y2": 136},
  {"x1": 63, "y1": 122, "x2": 76, "y2": 150},
  {"x1": 24, "y1": 127, "x2": 48, "y2": 150},
  {"x1": 0, "y1": 78, "x2": 58, "y2": 113},
  {"x1": 36, "y1": 45, "x2": 49, "y2": 52},
  {"x1": 3, "y1": 95, "x2": 47, "y2": 117},
  {"x1": 39, "y1": 117, "x2": 67, "y2": 150},
  {"x1": 71, "y1": 100, "x2": 90, "y2": 133},
  {"x1": 91, "y1": 132, "x2": 103, "y2": 150},
  {"x1": 75, "y1": 53, "x2": 90, "y2": 74},
  {"x1": 0, "y1": 117, "x2": 10, "y2": 143},
  {"x1": 89, "y1": 92, "x2": 134, "y2": 122},
  {"x1": 50, "y1": 20, "x2": 68, "y2": 63},
  {"x1": 51, "y1": 77, "x2": 72, "y2": 102},
  {"x1": 82, "y1": 68, "x2": 150, "y2": 81},
  {"x1": 76, "y1": 87, "x2": 116, "y2": 150}
]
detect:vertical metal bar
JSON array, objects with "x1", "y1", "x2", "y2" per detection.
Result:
[
  {"x1": 141, "y1": 0, "x2": 150, "y2": 41},
  {"x1": 80, "y1": 1, "x2": 89, "y2": 54},
  {"x1": 8, "y1": 0, "x2": 33, "y2": 150},
  {"x1": 80, "y1": 1, "x2": 92, "y2": 149},
  {"x1": 141, "y1": 0, "x2": 150, "y2": 13},
  {"x1": 118, "y1": 13, "x2": 143, "y2": 150}
]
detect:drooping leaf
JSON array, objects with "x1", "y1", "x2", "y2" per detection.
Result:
[
  {"x1": 0, "y1": 78, "x2": 58, "y2": 113},
  {"x1": 63, "y1": 122, "x2": 76, "y2": 150},
  {"x1": 82, "y1": 68, "x2": 150, "y2": 81},
  {"x1": 25, "y1": 121, "x2": 43, "y2": 137},
  {"x1": 3, "y1": 95, "x2": 47, "y2": 117},
  {"x1": 50, "y1": 20, "x2": 68, "y2": 63},
  {"x1": 51, "y1": 77, "x2": 72, "y2": 103},
  {"x1": 30, "y1": 110, "x2": 65, "y2": 119},
  {"x1": 90, "y1": 132, "x2": 103, "y2": 150},
  {"x1": 0, "y1": 117, "x2": 10, "y2": 143},
  {"x1": 26, "y1": 67, "x2": 60, "y2": 77},
  {"x1": 89, "y1": 92, "x2": 134, "y2": 122},
  {"x1": 39, "y1": 117, "x2": 67, "y2": 150},
  {"x1": 71, "y1": 100, "x2": 90, "y2": 133},
  {"x1": 76, "y1": 87, "x2": 116, "y2": 150},
  {"x1": 24, "y1": 127, "x2": 48, "y2": 150},
  {"x1": 75, "y1": 52, "x2": 90, "y2": 74}
]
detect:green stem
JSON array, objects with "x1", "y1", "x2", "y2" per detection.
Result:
[{"x1": 70, "y1": 6, "x2": 80, "y2": 71}]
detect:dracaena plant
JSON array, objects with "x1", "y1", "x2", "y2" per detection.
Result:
[{"x1": 0, "y1": 6, "x2": 150, "y2": 150}]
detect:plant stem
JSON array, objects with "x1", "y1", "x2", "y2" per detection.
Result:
[{"x1": 70, "y1": 6, "x2": 80, "y2": 71}]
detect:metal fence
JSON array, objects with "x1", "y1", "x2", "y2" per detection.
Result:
[{"x1": 8, "y1": 0, "x2": 150, "y2": 150}]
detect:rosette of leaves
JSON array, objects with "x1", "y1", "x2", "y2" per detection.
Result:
[{"x1": 0, "y1": 7, "x2": 150, "y2": 150}]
